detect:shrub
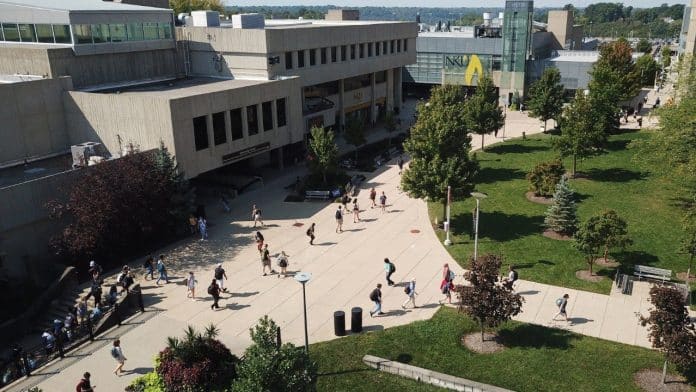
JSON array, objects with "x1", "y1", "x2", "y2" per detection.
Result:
[
  {"x1": 126, "y1": 371, "x2": 165, "y2": 392},
  {"x1": 526, "y1": 159, "x2": 565, "y2": 197},
  {"x1": 544, "y1": 176, "x2": 578, "y2": 235}
]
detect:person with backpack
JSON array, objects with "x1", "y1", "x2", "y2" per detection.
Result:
[
  {"x1": 111, "y1": 339, "x2": 127, "y2": 376},
  {"x1": 261, "y1": 244, "x2": 275, "y2": 276},
  {"x1": 401, "y1": 278, "x2": 418, "y2": 309},
  {"x1": 214, "y1": 264, "x2": 228, "y2": 292},
  {"x1": 335, "y1": 206, "x2": 344, "y2": 233},
  {"x1": 75, "y1": 371, "x2": 94, "y2": 392},
  {"x1": 143, "y1": 255, "x2": 154, "y2": 280},
  {"x1": 352, "y1": 199, "x2": 361, "y2": 223},
  {"x1": 276, "y1": 251, "x2": 290, "y2": 278},
  {"x1": 383, "y1": 258, "x2": 396, "y2": 286},
  {"x1": 341, "y1": 193, "x2": 350, "y2": 211},
  {"x1": 252, "y1": 204, "x2": 264, "y2": 227},
  {"x1": 255, "y1": 231, "x2": 265, "y2": 253},
  {"x1": 379, "y1": 191, "x2": 387, "y2": 213},
  {"x1": 439, "y1": 278, "x2": 453, "y2": 305},
  {"x1": 306, "y1": 223, "x2": 316, "y2": 245},
  {"x1": 156, "y1": 255, "x2": 169, "y2": 285},
  {"x1": 198, "y1": 217, "x2": 209, "y2": 240},
  {"x1": 397, "y1": 156, "x2": 404, "y2": 175},
  {"x1": 369, "y1": 188, "x2": 377, "y2": 208},
  {"x1": 442, "y1": 263, "x2": 455, "y2": 283},
  {"x1": 208, "y1": 279, "x2": 221, "y2": 310},
  {"x1": 88, "y1": 260, "x2": 103, "y2": 282},
  {"x1": 503, "y1": 265, "x2": 518, "y2": 290},
  {"x1": 553, "y1": 293, "x2": 570, "y2": 322},
  {"x1": 369, "y1": 283, "x2": 384, "y2": 317},
  {"x1": 186, "y1": 272, "x2": 197, "y2": 298},
  {"x1": 86, "y1": 281, "x2": 102, "y2": 308},
  {"x1": 41, "y1": 330, "x2": 55, "y2": 356}
]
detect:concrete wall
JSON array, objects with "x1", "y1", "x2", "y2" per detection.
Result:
[
  {"x1": 0, "y1": 77, "x2": 73, "y2": 166},
  {"x1": 0, "y1": 46, "x2": 53, "y2": 77}
]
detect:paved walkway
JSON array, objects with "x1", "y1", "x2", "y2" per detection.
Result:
[{"x1": 9, "y1": 104, "x2": 672, "y2": 392}]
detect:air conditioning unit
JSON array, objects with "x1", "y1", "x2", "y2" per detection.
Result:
[{"x1": 71, "y1": 142, "x2": 107, "y2": 168}]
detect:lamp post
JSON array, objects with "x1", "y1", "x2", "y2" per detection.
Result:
[
  {"x1": 294, "y1": 272, "x2": 312, "y2": 353},
  {"x1": 444, "y1": 186, "x2": 452, "y2": 246},
  {"x1": 470, "y1": 192, "x2": 488, "y2": 260}
]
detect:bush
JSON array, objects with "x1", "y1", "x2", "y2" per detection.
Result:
[
  {"x1": 126, "y1": 371, "x2": 164, "y2": 392},
  {"x1": 526, "y1": 159, "x2": 565, "y2": 197}
]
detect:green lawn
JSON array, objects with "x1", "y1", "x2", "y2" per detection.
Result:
[
  {"x1": 313, "y1": 307, "x2": 687, "y2": 392},
  {"x1": 428, "y1": 131, "x2": 686, "y2": 293}
]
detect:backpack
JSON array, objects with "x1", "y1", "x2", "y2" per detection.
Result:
[
  {"x1": 111, "y1": 346, "x2": 120, "y2": 359},
  {"x1": 512, "y1": 270, "x2": 519, "y2": 281},
  {"x1": 555, "y1": 298, "x2": 563, "y2": 307},
  {"x1": 389, "y1": 262, "x2": 396, "y2": 273},
  {"x1": 335, "y1": 209, "x2": 342, "y2": 219},
  {"x1": 449, "y1": 270, "x2": 455, "y2": 281},
  {"x1": 404, "y1": 286, "x2": 411, "y2": 295},
  {"x1": 208, "y1": 284, "x2": 215, "y2": 295},
  {"x1": 214, "y1": 267, "x2": 223, "y2": 280},
  {"x1": 306, "y1": 228, "x2": 312, "y2": 236},
  {"x1": 369, "y1": 290, "x2": 378, "y2": 301}
]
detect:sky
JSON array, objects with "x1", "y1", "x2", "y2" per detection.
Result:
[{"x1": 226, "y1": 0, "x2": 689, "y2": 8}]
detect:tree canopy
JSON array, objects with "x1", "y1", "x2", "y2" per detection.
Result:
[
  {"x1": 307, "y1": 126, "x2": 339, "y2": 185},
  {"x1": 526, "y1": 68, "x2": 565, "y2": 132},
  {"x1": 574, "y1": 210, "x2": 631, "y2": 274},
  {"x1": 170, "y1": 0, "x2": 224, "y2": 15},
  {"x1": 544, "y1": 176, "x2": 578, "y2": 236},
  {"x1": 463, "y1": 77, "x2": 505, "y2": 150}
]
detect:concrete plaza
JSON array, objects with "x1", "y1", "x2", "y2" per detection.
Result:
[{"x1": 10, "y1": 104, "x2": 677, "y2": 392}]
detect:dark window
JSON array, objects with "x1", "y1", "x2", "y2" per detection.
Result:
[
  {"x1": 359, "y1": 43, "x2": 364, "y2": 58},
  {"x1": 193, "y1": 116, "x2": 209, "y2": 151},
  {"x1": 403, "y1": 39, "x2": 408, "y2": 52},
  {"x1": 397, "y1": 39, "x2": 401, "y2": 52},
  {"x1": 297, "y1": 50, "x2": 305, "y2": 68},
  {"x1": 53, "y1": 25, "x2": 71, "y2": 43},
  {"x1": 376, "y1": 41, "x2": 380, "y2": 56},
  {"x1": 285, "y1": 51, "x2": 293, "y2": 69},
  {"x1": 262, "y1": 101, "x2": 273, "y2": 131},
  {"x1": 321, "y1": 47, "x2": 327, "y2": 64},
  {"x1": 340, "y1": 45, "x2": 347, "y2": 61},
  {"x1": 247, "y1": 105, "x2": 259, "y2": 135},
  {"x1": 309, "y1": 49, "x2": 316, "y2": 66},
  {"x1": 230, "y1": 108, "x2": 243, "y2": 140},
  {"x1": 35, "y1": 24, "x2": 53, "y2": 43},
  {"x1": 212, "y1": 111, "x2": 226, "y2": 145},
  {"x1": 390, "y1": 40, "x2": 395, "y2": 53},
  {"x1": 383, "y1": 41, "x2": 387, "y2": 54},
  {"x1": 375, "y1": 70, "x2": 387, "y2": 84},
  {"x1": 344, "y1": 74, "x2": 372, "y2": 91},
  {"x1": 276, "y1": 98, "x2": 287, "y2": 127},
  {"x1": 350, "y1": 44, "x2": 356, "y2": 60},
  {"x1": 331, "y1": 46, "x2": 337, "y2": 62},
  {"x1": 368, "y1": 42, "x2": 373, "y2": 57}
]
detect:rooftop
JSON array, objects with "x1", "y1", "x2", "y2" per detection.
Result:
[
  {"x1": 0, "y1": 0, "x2": 171, "y2": 12},
  {"x1": 262, "y1": 19, "x2": 409, "y2": 29},
  {"x1": 548, "y1": 50, "x2": 599, "y2": 63},
  {"x1": 0, "y1": 74, "x2": 45, "y2": 84},
  {"x1": 92, "y1": 77, "x2": 285, "y2": 99},
  {"x1": 0, "y1": 154, "x2": 73, "y2": 189}
]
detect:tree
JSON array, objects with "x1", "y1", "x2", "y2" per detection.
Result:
[
  {"x1": 635, "y1": 54, "x2": 659, "y2": 86},
  {"x1": 401, "y1": 85, "x2": 479, "y2": 222},
  {"x1": 384, "y1": 111, "x2": 398, "y2": 146},
  {"x1": 527, "y1": 68, "x2": 565, "y2": 132},
  {"x1": 640, "y1": 286, "x2": 696, "y2": 384},
  {"x1": 170, "y1": 0, "x2": 224, "y2": 15},
  {"x1": 526, "y1": 159, "x2": 565, "y2": 198},
  {"x1": 457, "y1": 254, "x2": 524, "y2": 342},
  {"x1": 307, "y1": 126, "x2": 338, "y2": 185},
  {"x1": 554, "y1": 91, "x2": 606, "y2": 177},
  {"x1": 343, "y1": 116, "x2": 366, "y2": 161},
  {"x1": 573, "y1": 210, "x2": 631, "y2": 275},
  {"x1": 636, "y1": 38, "x2": 652, "y2": 54},
  {"x1": 662, "y1": 46, "x2": 672, "y2": 69},
  {"x1": 574, "y1": 215, "x2": 604, "y2": 275},
  {"x1": 233, "y1": 316, "x2": 318, "y2": 392},
  {"x1": 544, "y1": 176, "x2": 578, "y2": 236},
  {"x1": 463, "y1": 77, "x2": 505, "y2": 151},
  {"x1": 154, "y1": 142, "x2": 196, "y2": 228}
]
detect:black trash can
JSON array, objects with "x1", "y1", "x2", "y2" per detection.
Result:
[
  {"x1": 334, "y1": 311, "x2": 346, "y2": 336},
  {"x1": 351, "y1": 307, "x2": 363, "y2": 333}
]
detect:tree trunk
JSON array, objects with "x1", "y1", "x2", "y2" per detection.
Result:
[
  {"x1": 572, "y1": 155, "x2": 577, "y2": 178},
  {"x1": 604, "y1": 245, "x2": 609, "y2": 263},
  {"x1": 543, "y1": 120, "x2": 547, "y2": 133},
  {"x1": 481, "y1": 134, "x2": 485, "y2": 151},
  {"x1": 480, "y1": 320, "x2": 485, "y2": 342},
  {"x1": 662, "y1": 360, "x2": 668, "y2": 384},
  {"x1": 589, "y1": 258, "x2": 594, "y2": 275}
]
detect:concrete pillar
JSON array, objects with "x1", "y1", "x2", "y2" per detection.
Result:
[
  {"x1": 205, "y1": 114, "x2": 214, "y2": 155},
  {"x1": 394, "y1": 67, "x2": 403, "y2": 110},
  {"x1": 224, "y1": 110, "x2": 232, "y2": 153},
  {"x1": 241, "y1": 106, "x2": 249, "y2": 143},
  {"x1": 370, "y1": 72, "x2": 376, "y2": 125},
  {"x1": 339, "y1": 79, "x2": 346, "y2": 132},
  {"x1": 386, "y1": 69, "x2": 394, "y2": 112}
]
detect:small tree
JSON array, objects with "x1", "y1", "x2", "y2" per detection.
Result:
[
  {"x1": 233, "y1": 316, "x2": 318, "y2": 392},
  {"x1": 636, "y1": 38, "x2": 652, "y2": 54},
  {"x1": 344, "y1": 116, "x2": 366, "y2": 161},
  {"x1": 526, "y1": 159, "x2": 565, "y2": 197},
  {"x1": 544, "y1": 176, "x2": 578, "y2": 236},
  {"x1": 307, "y1": 126, "x2": 339, "y2": 185},
  {"x1": 662, "y1": 46, "x2": 672, "y2": 69},
  {"x1": 384, "y1": 111, "x2": 398, "y2": 146},
  {"x1": 640, "y1": 286, "x2": 696, "y2": 384},
  {"x1": 574, "y1": 215, "x2": 604, "y2": 275},
  {"x1": 527, "y1": 68, "x2": 565, "y2": 132},
  {"x1": 463, "y1": 77, "x2": 505, "y2": 151},
  {"x1": 457, "y1": 254, "x2": 524, "y2": 342},
  {"x1": 636, "y1": 54, "x2": 659, "y2": 86},
  {"x1": 596, "y1": 210, "x2": 632, "y2": 262}
]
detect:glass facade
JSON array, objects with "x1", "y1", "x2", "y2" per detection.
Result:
[
  {"x1": 0, "y1": 21, "x2": 172, "y2": 45},
  {"x1": 501, "y1": 1, "x2": 533, "y2": 91},
  {"x1": 18, "y1": 24, "x2": 36, "y2": 42}
]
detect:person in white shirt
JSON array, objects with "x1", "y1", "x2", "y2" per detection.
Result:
[
  {"x1": 111, "y1": 339, "x2": 127, "y2": 376},
  {"x1": 401, "y1": 278, "x2": 418, "y2": 309}
]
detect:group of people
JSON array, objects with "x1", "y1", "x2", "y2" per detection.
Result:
[
  {"x1": 188, "y1": 214, "x2": 209, "y2": 241},
  {"x1": 333, "y1": 188, "x2": 388, "y2": 234}
]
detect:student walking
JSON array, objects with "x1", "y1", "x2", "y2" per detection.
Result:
[
  {"x1": 208, "y1": 279, "x2": 221, "y2": 310},
  {"x1": 439, "y1": 278, "x2": 453, "y2": 305},
  {"x1": 503, "y1": 265, "x2": 518, "y2": 290},
  {"x1": 87, "y1": 281, "x2": 102, "y2": 308},
  {"x1": 553, "y1": 293, "x2": 570, "y2": 322},
  {"x1": 186, "y1": 272, "x2": 197, "y2": 298},
  {"x1": 255, "y1": 231, "x2": 265, "y2": 253},
  {"x1": 384, "y1": 258, "x2": 396, "y2": 286},
  {"x1": 277, "y1": 251, "x2": 289, "y2": 278},
  {"x1": 76, "y1": 372, "x2": 94, "y2": 392},
  {"x1": 397, "y1": 156, "x2": 404, "y2": 175},
  {"x1": 111, "y1": 339, "x2": 127, "y2": 376},
  {"x1": 369, "y1": 188, "x2": 377, "y2": 208},
  {"x1": 306, "y1": 223, "x2": 316, "y2": 245},
  {"x1": 156, "y1": 255, "x2": 169, "y2": 285},
  {"x1": 442, "y1": 263, "x2": 455, "y2": 283},
  {"x1": 401, "y1": 278, "x2": 418, "y2": 309},
  {"x1": 379, "y1": 191, "x2": 387, "y2": 213},
  {"x1": 143, "y1": 255, "x2": 154, "y2": 280},
  {"x1": 335, "y1": 206, "x2": 344, "y2": 233},
  {"x1": 214, "y1": 263, "x2": 228, "y2": 292},
  {"x1": 341, "y1": 194, "x2": 350, "y2": 211},
  {"x1": 198, "y1": 217, "x2": 208, "y2": 240},
  {"x1": 369, "y1": 283, "x2": 384, "y2": 317},
  {"x1": 352, "y1": 199, "x2": 361, "y2": 222},
  {"x1": 188, "y1": 214, "x2": 198, "y2": 235},
  {"x1": 88, "y1": 260, "x2": 103, "y2": 281},
  {"x1": 252, "y1": 204, "x2": 264, "y2": 227},
  {"x1": 261, "y1": 244, "x2": 274, "y2": 276},
  {"x1": 220, "y1": 194, "x2": 231, "y2": 213}
]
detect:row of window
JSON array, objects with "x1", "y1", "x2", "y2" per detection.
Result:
[
  {"x1": 284, "y1": 39, "x2": 409, "y2": 70},
  {"x1": 0, "y1": 22, "x2": 172, "y2": 45},
  {"x1": 193, "y1": 98, "x2": 287, "y2": 151}
]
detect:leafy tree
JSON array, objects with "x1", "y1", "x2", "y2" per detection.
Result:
[
  {"x1": 635, "y1": 54, "x2": 660, "y2": 86},
  {"x1": 170, "y1": 0, "x2": 224, "y2": 15},
  {"x1": 526, "y1": 159, "x2": 565, "y2": 198},
  {"x1": 343, "y1": 116, "x2": 366, "y2": 161},
  {"x1": 527, "y1": 68, "x2": 565, "y2": 132},
  {"x1": 307, "y1": 126, "x2": 339, "y2": 185},
  {"x1": 661, "y1": 46, "x2": 672, "y2": 69},
  {"x1": 154, "y1": 142, "x2": 196, "y2": 228},
  {"x1": 544, "y1": 176, "x2": 578, "y2": 236},
  {"x1": 640, "y1": 286, "x2": 696, "y2": 384},
  {"x1": 573, "y1": 210, "x2": 631, "y2": 274},
  {"x1": 463, "y1": 77, "x2": 504, "y2": 151},
  {"x1": 233, "y1": 316, "x2": 318, "y2": 392},
  {"x1": 456, "y1": 254, "x2": 524, "y2": 342},
  {"x1": 574, "y1": 215, "x2": 604, "y2": 275},
  {"x1": 384, "y1": 111, "x2": 398, "y2": 146},
  {"x1": 636, "y1": 38, "x2": 652, "y2": 54},
  {"x1": 401, "y1": 85, "x2": 479, "y2": 222},
  {"x1": 554, "y1": 91, "x2": 606, "y2": 177}
]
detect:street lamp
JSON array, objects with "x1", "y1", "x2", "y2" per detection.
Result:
[
  {"x1": 444, "y1": 186, "x2": 453, "y2": 246},
  {"x1": 294, "y1": 272, "x2": 312, "y2": 353},
  {"x1": 470, "y1": 192, "x2": 488, "y2": 260}
]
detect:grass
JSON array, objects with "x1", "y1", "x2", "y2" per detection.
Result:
[
  {"x1": 312, "y1": 307, "x2": 687, "y2": 392},
  {"x1": 428, "y1": 131, "x2": 686, "y2": 293}
]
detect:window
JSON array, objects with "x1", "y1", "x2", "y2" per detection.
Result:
[
  {"x1": 2, "y1": 24, "x2": 19, "y2": 42},
  {"x1": 35, "y1": 24, "x2": 54, "y2": 43},
  {"x1": 403, "y1": 39, "x2": 408, "y2": 52},
  {"x1": 340, "y1": 45, "x2": 346, "y2": 61},
  {"x1": 143, "y1": 22, "x2": 159, "y2": 40},
  {"x1": 212, "y1": 112, "x2": 226, "y2": 145},
  {"x1": 320, "y1": 47, "x2": 327, "y2": 64},
  {"x1": 297, "y1": 50, "x2": 305, "y2": 68},
  {"x1": 53, "y1": 25, "x2": 71, "y2": 43},
  {"x1": 359, "y1": 43, "x2": 364, "y2": 58},
  {"x1": 230, "y1": 108, "x2": 243, "y2": 140},
  {"x1": 247, "y1": 105, "x2": 259, "y2": 135},
  {"x1": 276, "y1": 98, "x2": 287, "y2": 127},
  {"x1": 72, "y1": 25, "x2": 91, "y2": 44},
  {"x1": 331, "y1": 46, "x2": 337, "y2": 62},
  {"x1": 368, "y1": 42, "x2": 373, "y2": 57},
  {"x1": 309, "y1": 49, "x2": 316, "y2": 66},
  {"x1": 375, "y1": 70, "x2": 387, "y2": 84},
  {"x1": 350, "y1": 44, "x2": 355, "y2": 60},
  {"x1": 262, "y1": 101, "x2": 273, "y2": 131},
  {"x1": 285, "y1": 52, "x2": 293, "y2": 69},
  {"x1": 158, "y1": 23, "x2": 172, "y2": 39},
  {"x1": 127, "y1": 23, "x2": 144, "y2": 41},
  {"x1": 18, "y1": 24, "x2": 36, "y2": 42},
  {"x1": 110, "y1": 24, "x2": 126, "y2": 42},
  {"x1": 492, "y1": 56, "x2": 502, "y2": 71},
  {"x1": 91, "y1": 24, "x2": 110, "y2": 43},
  {"x1": 382, "y1": 41, "x2": 387, "y2": 54},
  {"x1": 193, "y1": 116, "x2": 209, "y2": 151},
  {"x1": 376, "y1": 41, "x2": 380, "y2": 56},
  {"x1": 397, "y1": 39, "x2": 401, "y2": 52},
  {"x1": 390, "y1": 40, "x2": 395, "y2": 53}
]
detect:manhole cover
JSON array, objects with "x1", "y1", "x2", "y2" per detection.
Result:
[
  {"x1": 293, "y1": 222, "x2": 304, "y2": 227},
  {"x1": 410, "y1": 229, "x2": 420, "y2": 234}
]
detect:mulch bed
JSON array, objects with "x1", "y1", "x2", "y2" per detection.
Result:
[
  {"x1": 542, "y1": 229, "x2": 572, "y2": 241},
  {"x1": 594, "y1": 257, "x2": 620, "y2": 268},
  {"x1": 461, "y1": 332, "x2": 506, "y2": 354},
  {"x1": 576, "y1": 270, "x2": 605, "y2": 282},
  {"x1": 525, "y1": 191, "x2": 554, "y2": 205},
  {"x1": 633, "y1": 369, "x2": 690, "y2": 392}
]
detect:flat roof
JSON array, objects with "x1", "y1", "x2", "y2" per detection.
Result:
[
  {"x1": 548, "y1": 51, "x2": 599, "y2": 63},
  {"x1": 0, "y1": 154, "x2": 73, "y2": 189},
  {"x1": 0, "y1": 0, "x2": 170, "y2": 12},
  {"x1": 0, "y1": 74, "x2": 44, "y2": 83},
  {"x1": 263, "y1": 19, "x2": 409, "y2": 29},
  {"x1": 93, "y1": 77, "x2": 282, "y2": 99}
]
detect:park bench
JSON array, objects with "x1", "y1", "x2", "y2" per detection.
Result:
[
  {"x1": 633, "y1": 265, "x2": 672, "y2": 282},
  {"x1": 304, "y1": 190, "x2": 331, "y2": 201}
]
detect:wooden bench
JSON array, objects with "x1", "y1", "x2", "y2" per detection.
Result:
[
  {"x1": 304, "y1": 190, "x2": 331, "y2": 201},
  {"x1": 634, "y1": 265, "x2": 672, "y2": 282}
]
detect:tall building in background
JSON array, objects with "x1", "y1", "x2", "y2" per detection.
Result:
[
  {"x1": 500, "y1": 0, "x2": 534, "y2": 99},
  {"x1": 681, "y1": 0, "x2": 696, "y2": 56}
]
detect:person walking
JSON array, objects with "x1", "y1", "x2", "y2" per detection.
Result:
[
  {"x1": 143, "y1": 255, "x2": 154, "y2": 280},
  {"x1": 77, "y1": 299, "x2": 88, "y2": 325},
  {"x1": 198, "y1": 217, "x2": 208, "y2": 240},
  {"x1": 261, "y1": 244, "x2": 274, "y2": 276},
  {"x1": 220, "y1": 194, "x2": 231, "y2": 213},
  {"x1": 87, "y1": 280, "x2": 102, "y2": 308},
  {"x1": 384, "y1": 258, "x2": 396, "y2": 286},
  {"x1": 369, "y1": 188, "x2": 377, "y2": 209},
  {"x1": 335, "y1": 206, "x2": 344, "y2": 233},
  {"x1": 306, "y1": 223, "x2": 316, "y2": 245},
  {"x1": 341, "y1": 193, "x2": 350, "y2": 211},
  {"x1": 369, "y1": 283, "x2": 384, "y2": 317},
  {"x1": 111, "y1": 339, "x2": 127, "y2": 376},
  {"x1": 214, "y1": 263, "x2": 228, "y2": 292},
  {"x1": 553, "y1": 293, "x2": 570, "y2": 322},
  {"x1": 439, "y1": 278, "x2": 453, "y2": 305},
  {"x1": 352, "y1": 199, "x2": 361, "y2": 222},
  {"x1": 397, "y1": 156, "x2": 404, "y2": 175},
  {"x1": 186, "y1": 272, "x2": 197, "y2": 298},
  {"x1": 255, "y1": 231, "x2": 264, "y2": 253},
  {"x1": 156, "y1": 255, "x2": 169, "y2": 285},
  {"x1": 401, "y1": 278, "x2": 418, "y2": 309},
  {"x1": 188, "y1": 214, "x2": 198, "y2": 235},
  {"x1": 88, "y1": 260, "x2": 103, "y2": 282},
  {"x1": 208, "y1": 279, "x2": 221, "y2": 310},
  {"x1": 76, "y1": 372, "x2": 94, "y2": 392},
  {"x1": 379, "y1": 191, "x2": 387, "y2": 213},
  {"x1": 252, "y1": 204, "x2": 264, "y2": 227},
  {"x1": 277, "y1": 251, "x2": 289, "y2": 278},
  {"x1": 442, "y1": 263, "x2": 455, "y2": 283},
  {"x1": 503, "y1": 265, "x2": 518, "y2": 290}
]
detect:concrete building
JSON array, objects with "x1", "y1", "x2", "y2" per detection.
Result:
[{"x1": 680, "y1": 0, "x2": 696, "y2": 56}]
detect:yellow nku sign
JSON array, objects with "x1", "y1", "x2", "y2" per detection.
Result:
[{"x1": 444, "y1": 54, "x2": 486, "y2": 85}]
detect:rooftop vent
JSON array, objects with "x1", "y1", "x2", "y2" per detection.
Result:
[{"x1": 231, "y1": 13, "x2": 265, "y2": 29}]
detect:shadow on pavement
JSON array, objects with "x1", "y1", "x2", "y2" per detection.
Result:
[
  {"x1": 229, "y1": 291, "x2": 259, "y2": 298},
  {"x1": 517, "y1": 290, "x2": 540, "y2": 296},
  {"x1": 568, "y1": 317, "x2": 594, "y2": 325},
  {"x1": 498, "y1": 323, "x2": 578, "y2": 349}
]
